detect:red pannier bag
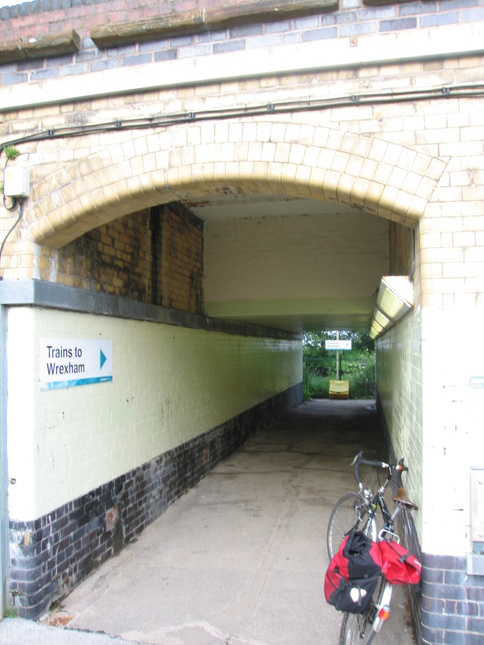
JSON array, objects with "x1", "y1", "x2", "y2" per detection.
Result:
[
  {"x1": 378, "y1": 540, "x2": 421, "y2": 585},
  {"x1": 324, "y1": 529, "x2": 382, "y2": 614}
]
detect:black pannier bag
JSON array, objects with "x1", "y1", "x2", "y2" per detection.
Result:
[{"x1": 324, "y1": 529, "x2": 382, "y2": 614}]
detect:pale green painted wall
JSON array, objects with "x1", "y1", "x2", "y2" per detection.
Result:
[
  {"x1": 6, "y1": 307, "x2": 302, "y2": 522},
  {"x1": 377, "y1": 307, "x2": 484, "y2": 556},
  {"x1": 376, "y1": 311, "x2": 424, "y2": 541}
]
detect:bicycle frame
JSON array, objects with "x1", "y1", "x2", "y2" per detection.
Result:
[
  {"x1": 372, "y1": 580, "x2": 393, "y2": 633},
  {"x1": 359, "y1": 472, "x2": 396, "y2": 537},
  {"x1": 331, "y1": 452, "x2": 418, "y2": 645},
  {"x1": 351, "y1": 458, "x2": 407, "y2": 640}
]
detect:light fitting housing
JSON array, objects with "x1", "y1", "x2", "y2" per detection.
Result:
[
  {"x1": 370, "y1": 319, "x2": 384, "y2": 340},
  {"x1": 370, "y1": 276, "x2": 414, "y2": 339},
  {"x1": 377, "y1": 276, "x2": 413, "y2": 322}
]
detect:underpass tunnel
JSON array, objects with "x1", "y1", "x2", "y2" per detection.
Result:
[
  {"x1": 42, "y1": 399, "x2": 416, "y2": 645},
  {"x1": 1, "y1": 114, "x2": 480, "y2": 645},
  {"x1": 2, "y1": 166, "x2": 419, "y2": 623},
  {"x1": 2, "y1": 0, "x2": 484, "y2": 639}
]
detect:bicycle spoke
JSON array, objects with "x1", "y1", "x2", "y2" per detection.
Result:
[
  {"x1": 339, "y1": 612, "x2": 374, "y2": 645},
  {"x1": 327, "y1": 493, "x2": 374, "y2": 559}
]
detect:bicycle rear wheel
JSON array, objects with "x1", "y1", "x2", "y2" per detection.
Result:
[
  {"x1": 327, "y1": 493, "x2": 376, "y2": 560},
  {"x1": 339, "y1": 612, "x2": 376, "y2": 645},
  {"x1": 339, "y1": 576, "x2": 392, "y2": 645}
]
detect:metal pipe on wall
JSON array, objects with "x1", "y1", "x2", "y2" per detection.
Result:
[{"x1": 0, "y1": 304, "x2": 8, "y2": 619}]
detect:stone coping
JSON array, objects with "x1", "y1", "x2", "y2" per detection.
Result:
[{"x1": 0, "y1": 279, "x2": 300, "y2": 341}]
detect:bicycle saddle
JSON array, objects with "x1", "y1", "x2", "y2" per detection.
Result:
[{"x1": 394, "y1": 487, "x2": 419, "y2": 511}]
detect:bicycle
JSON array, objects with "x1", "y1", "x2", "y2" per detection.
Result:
[{"x1": 327, "y1": 451, "x2": 419, "y2": 645}]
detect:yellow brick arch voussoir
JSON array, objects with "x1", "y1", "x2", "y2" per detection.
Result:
[{"x1": 25, "y1": 123, "x2": 447, "y2": 248}]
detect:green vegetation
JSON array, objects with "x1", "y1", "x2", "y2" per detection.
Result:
[
  {"x1": 303, "y1": 331, "x2": 375, "y2": 400},
  {"x1": 3, "y1": 604, "x2": 17, "y2": 618},
  {"x1": 1, "y1": 146, "x2": 21, "y2": 194},
  {"x1": 3, "y1": 145, "x2": 20, "y2": 161}
]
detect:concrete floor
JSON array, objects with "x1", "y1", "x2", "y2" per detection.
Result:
[{"x1": 20, "y1": 400, "x2": 417, "y2": 644}]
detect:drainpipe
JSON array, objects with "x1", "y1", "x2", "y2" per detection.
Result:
[{"x1": 0, "y1": 304, "x2": 8, "y2": 619}]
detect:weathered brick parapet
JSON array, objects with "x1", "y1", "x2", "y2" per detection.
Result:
[
  {"x1": 0, "y1": 30, "x2": 81, "y2": 64},
  {"x1": 1, "y1": 1, "x2": 483, "y2": 92},
  {"x1": 90, "y1": 0, "x2": 339, "y2": 49},
  {"x1": 8, "y1": 383, "x2": 302, "y2": 619},
  {"x1": 0, "y1": 0, "x2": 339, "y2": 60}
]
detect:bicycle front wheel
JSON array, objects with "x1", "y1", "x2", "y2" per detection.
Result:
[{"x1": 327, "y1": 493, "x2": 376, "y2": 560}]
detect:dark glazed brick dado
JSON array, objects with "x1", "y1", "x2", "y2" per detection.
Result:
[
  {"x1": 420, "y1": 553, "x2": 484, "y2": 645},
  {"x1": 8, "y1": 384, "x2": 301, "y2": 619}
]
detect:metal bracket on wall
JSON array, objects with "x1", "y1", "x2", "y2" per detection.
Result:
[
  {"x1": 467, "y1": 554, "x2": 484, "y2": 576},
  {"x1": 468, "y1": 467, "x2": 484, "y2": 574}
]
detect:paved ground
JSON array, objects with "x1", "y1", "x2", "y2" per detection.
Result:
[{"x1": 0, "y1": 400, "x2": 416, "y2": 645}]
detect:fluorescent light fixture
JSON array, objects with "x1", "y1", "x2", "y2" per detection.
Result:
[
  {"x1": 370, "y1": 320, "x2": 384, "y2": 339},
  {"x1": 376, "y1": 276, "x2": 413, "y2": 322},
  {"x1": 370, "y1": 276, "x2": 414, "y2": 339},
  {"x1": 374, "y1": 308, "x2": 391, "y2": 329}
]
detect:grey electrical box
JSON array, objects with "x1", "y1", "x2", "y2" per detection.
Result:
[{"x1": 3, "y1": 166, "x2": 30, "y2": 198}]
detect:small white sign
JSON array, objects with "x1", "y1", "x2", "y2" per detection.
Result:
[
  {"x1": 40, "y1": 339, "x2": 112, "y2": 390},
  {"x1": 325, "y1": 340, "x2": 352, "y2": 351},
  {"x1": 469, "y1": 376, "x2": 484, "y2": 389}
]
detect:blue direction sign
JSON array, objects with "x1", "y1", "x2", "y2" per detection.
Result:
[
  {"x1": 40, "y1": 339, "x2": 113, "y2": 390},
  {"x1": 470, "y1": 376, "x2": 484, "y2": 389}
]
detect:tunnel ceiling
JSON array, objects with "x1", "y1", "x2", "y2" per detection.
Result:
[{"x1": 187, "y1": 195, "x2": 390, "y2": 335}]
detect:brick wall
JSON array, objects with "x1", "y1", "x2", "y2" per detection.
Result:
[
  {"x1": 17, "y1": 201, "x2": 204, "y2": 314},
  {"x1": 378, "y1": 305, "x2": 484, "y2": 643},
  {"x1": 389, "y1": 222, "x2": 414, "y2": 276},
  {"x1": 380, "y1": 385, "x2": 484, "y2": 645},
  {"x1": 158, "y1": 203, "x2": 204, "y2": 314},
  {"x1": 6, "y1": 293, "x2": 302, "y2": 618},
  {"x1": 7, "y1": 304, "x2": 302, "y2": 522},
  {"x1": 9, "y1": 384, "x2": 301, "y2": 619},
  {"x1": 385, "y1": 414, "x2": 424, "y2": 644},
  {"x1": 4, "y1": 52, "x2": 482, "y2": 295},
  {"x1": 49, "y1": 208, "x2": 152, "y2": 300},
  {"x1": 420, "y1": 555, "x2": 484, "y2": 645},
  {"x1": 1, "y1": 0, "x2": 482, "y2": 91}
]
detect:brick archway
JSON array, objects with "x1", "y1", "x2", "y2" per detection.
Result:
[{"x1": 27, "y1": 119, "x2": 447, "y2": 248}]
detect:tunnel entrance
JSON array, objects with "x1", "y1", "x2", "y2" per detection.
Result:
[{"x1": 36, "y1": 399, "x2": 416, "y2": 645}]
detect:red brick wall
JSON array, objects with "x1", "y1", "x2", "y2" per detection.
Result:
[
  {"x1": 51, "y1": 202, "x2": 204, "y2": 315},
  {"x1": 160, "y1": 203, "x2": 204, "y2": 314},
  {"x1": 0, "y1": 1, "x2": 336, "y2": 47}
]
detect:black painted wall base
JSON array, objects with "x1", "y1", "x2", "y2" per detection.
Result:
[
  {"x1": 9, "y1": 383, "x2": 302, "y2": 619},
  {"x1": 421, "y1": 554, "x2": 484, "y2": 645}
]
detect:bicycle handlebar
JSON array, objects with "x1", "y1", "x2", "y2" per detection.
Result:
[{"x1": 351, "y1": 451, "x2": 408, "y2": 488}]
